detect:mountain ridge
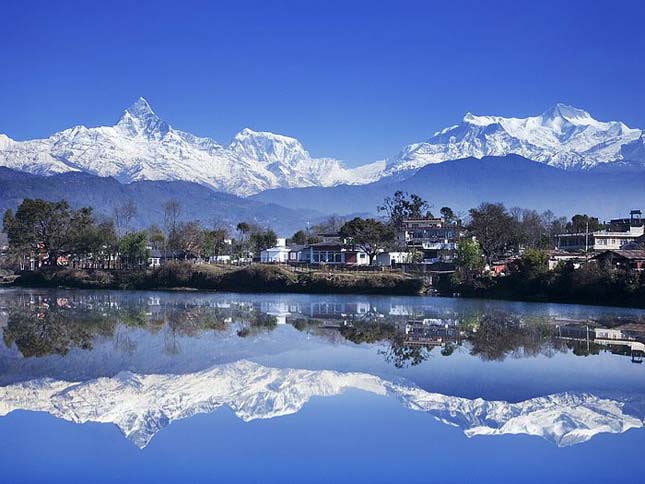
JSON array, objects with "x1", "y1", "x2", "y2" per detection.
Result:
[
  {"x1": 1, "y1": 99, "x2": 643, "y2": 197},
  {"x1": 251, "y1": 154, "x2": 645, "y2": 218},
  {"x1": 0, "y1": 167, "x2": 320, "y2": 234}
]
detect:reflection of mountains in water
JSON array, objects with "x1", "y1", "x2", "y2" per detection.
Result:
[{"x1": 0, "y1": 360, "x2": 642, "y2": 449}]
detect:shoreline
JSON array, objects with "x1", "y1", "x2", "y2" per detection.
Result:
[
  {"x1": 5, "y1": 263, "x2": 645, "y2": 310},
  {"x1": 8, "y1": 263, "x2": 429, "y2": 297}
]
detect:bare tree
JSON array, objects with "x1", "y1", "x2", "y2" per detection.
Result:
[
  {"x1": 113, "y1": 200, "x2": 138, "y2": 236},
  {"x1": 163, "y1": 199, "x2": 182, "y2": 251}
]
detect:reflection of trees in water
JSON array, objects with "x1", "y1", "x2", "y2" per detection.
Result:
[
  {"x1": 468, "y1": 313, "x2": 566, "y2": 361},
  {"x1": 381, "y1": 339, "x2": 435, "y2": 368},
  {"x1": 237, "y1": 312, "x2": 278, "y2": 338},
  {"x1": 3, "y1": 296, "x2": 117, "y2": 357},
  {"x1": 3, "y1": 293, "x2": 641, "y2": 366},
  {"x1": 1, "y1": 295, "x2": 276, "y2": 358}
]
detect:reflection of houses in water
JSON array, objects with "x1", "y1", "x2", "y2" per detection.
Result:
[
  {"x1": 403, "y1": 319, "x2": 461, "y2": 347},
  {"x1": 556, "y1": 321, "x2": 645, "y2": 363},
  {"x1": 307, "y1": 302, "x2": 372, "y2": 320}
]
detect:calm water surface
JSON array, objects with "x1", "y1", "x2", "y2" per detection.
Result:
[{"x1": 1, "y1": 288, "x2": 645, "y2": 483}]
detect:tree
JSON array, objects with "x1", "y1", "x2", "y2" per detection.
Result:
[
  {"x1": 454, "y1": 238, "x2": 484, "y2": 283},
  {"x1": 164, "y1": 199, "x2": 182, "y2": 250},
  {"x1": 119, "y1": 231, "x2": 149, "y2": 268},
  {"x1": 147, "y1": 225, "x2": 165, "y2": 250},
  {"x1": 339, "y1": 217, "x2": 395, "y2": 264},
  {"x1": 567, "y1": 214, "x2": 604, "y2": 234},
  {"x1": 250, "y1": 229, "x2": 278, "y2": 253},
  {"x1": 177, "y1": 221, "x2": 205, "y2": 258},
  {"x1": 309, "y1": 215, "x2": 346, "y2": 235},
  {"x1": 378, "y1": 191, "x2": 433, "y2": 228},
  {"x1": 203, "y1": 228, "x2": 229, "y2": 259},
  {"x1": 113, "y1": 200, "x2": 137, "y2": 236},
  {"x1": 467, "y1": 202, "x2": 518, "y2": 262},
  {"x1": 440, "y1": 206, "x2": 457, "y2": 224},
  {"x1": 236, "y1": 222, "x2": 251, "y2": 242},
  {"x1": 290, "y1": 230, "x2": 308, "y2": 245},
  {"x1": 3, "y1": 199, "x2": 75, "y2": 266}
]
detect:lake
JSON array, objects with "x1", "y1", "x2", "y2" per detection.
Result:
[{"x1": 1, "y1": 288, "x2": 645, "y2": 484}]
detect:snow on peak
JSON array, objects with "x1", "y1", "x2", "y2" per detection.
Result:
[
  {"x1": 0, "y1": 360, "x2": 641, "y2": 449},
  {"x1": 541, "y1": 103, "x2": 593, "y2": 123},
  {"x1": 387, "y1": 104, "x2": 643, "y2": 173},
  {"x1": 116, "y1": 97, "x2": 169, "y2": 138},
  {"x1": 229, "y1": 128, "x2": 309, "y2": 166},
  {"x1": 0, "y1": 98, "x2": 643, "y2": 195},
  {"x1": 0, "y1": 98, "x2": 373, "y2": 195}
]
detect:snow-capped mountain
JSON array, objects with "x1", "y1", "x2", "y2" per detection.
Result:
[
  {"x1": 0, "y1": 98, "x2": 382, "y2": 196},
  {"x1": 1, "y1": 99, "x2": 643, "y2": 196},
  {"x1": 0, "y1": 360, "x2": 641, "y2": 448},
  {"x1": 386, "y1": 103, "x2": 644, "y2": 175}
]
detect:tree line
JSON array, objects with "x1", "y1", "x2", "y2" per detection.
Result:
[
  {"x1": 1, "y1": 192, "x2": 609, "y2": 271},
  {"x1": 2, "y1": 198, "x2": 278, "y2": 269}
]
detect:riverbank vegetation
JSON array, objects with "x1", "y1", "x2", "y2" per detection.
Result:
[{"x1": 15, "y1": 261, "x2": 427, "y2": 295}]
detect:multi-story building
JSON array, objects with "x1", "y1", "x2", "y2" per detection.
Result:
[
  {"x1": 397, "y1": 218, "x2": 460, "y2": 263},
  {"x1": 556, "y1": 210, "x2": 644, "y2": 252}
]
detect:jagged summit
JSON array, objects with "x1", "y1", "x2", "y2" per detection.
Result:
[
  {"x1": 541, "y1": 103, "x2": 592, "y2": 123},
  {"x1": 0, "y1": 97, "x2": 371, "y2": 195},
  {"x1": 0, "y1": 99, "x2": 643, "y2": 196},
  {"x1": 116, "y1": 97, "x2": 169, "y2": 138},
  {"x1": 387, "y1": 104, "x2": 643, "y2": 174}
]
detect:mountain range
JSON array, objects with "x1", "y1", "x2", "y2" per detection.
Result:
[
  {"x1": 0, "y1": 168, "x2": 320, "y2": 234},
  {"x1": 252, "y1": 155, "x2": 645, "y2": 219},
  {"x1": 0, "y1": 360, "x2": 641, "y2": 449},
  {"x1": 0, "y1": 98, "x2": 382, "y2": 196},
  {"x1": 1, "y1": 98, "x2": 644, "y2": 198}
]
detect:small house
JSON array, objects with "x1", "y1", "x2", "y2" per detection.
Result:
[{"x1": 591, "y1": 250, "x2": 645, "y2": 272}]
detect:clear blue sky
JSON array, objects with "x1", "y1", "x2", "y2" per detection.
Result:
[{"x1": 1, "y1": 0, "x2": 644, "y2": 166}]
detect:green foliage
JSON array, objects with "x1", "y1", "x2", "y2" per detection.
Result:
[
  {"x1": 440, "y1": 206, "x2": 457, "y2": 224},
  {"x1": 118, "y1": 231, "x2": 149, "y2": 266},
  {"x1": 468, "y1": 202, "x2": 518, "y2": 262},
  {"x1": 455, "y1": 239, "x2": 484, "y2": 273},
  {"x1": 249, "y1": 229, "x2": 278, "y2": 252},
  {"x1": 339, "y1": 217, "x2": 396, "y2": 263},
  {"x1": 3, "y1": 199, "x2": 117, "y2": 267},
  {"x1": 290, "y1": 230, "x2": 308, "y2": 245},
  {"x1": 567, "y1": 214, "x2": 604, "y2": 233},
  {"x1": 378, "y1": 191, "x2": 433, "y2": 227}
]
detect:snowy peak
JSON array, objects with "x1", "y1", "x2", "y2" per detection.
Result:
[
  {"x1": 1, "y1": 98, "x2": 644, "y2": 196},
  {"x1": 229, "y1": 128, "x2": 309, "y2": 167},
  {"x1": 541, "y1": 103, "x2": 593, "y2": 124},
  {"x1": 0, "y1": 97, "x2": 374, "y2": 195},
  {"x1": 0, "y1": 361, "x2": 642, "y2": 449},
  {"x1": 387, "y1": 104, "x2": 643, "y2": 174},
  {"x1": 116, "y1": 97, "x2": 170, "y2": 139}
]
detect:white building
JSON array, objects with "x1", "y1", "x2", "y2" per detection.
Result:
[
  {"x1": 374, "y1": 252, "x2": 413, "y2": 266},
  {"x1": 592, "y1": 225, "x2": 644, "y2": 250},
  {"x1": 260, "y1": 239, "x2": 290, "y2": 263}
]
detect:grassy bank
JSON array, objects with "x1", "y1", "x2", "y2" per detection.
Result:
[{"x1": 13, "y1": 262, "x2": 428, "y2": 296}]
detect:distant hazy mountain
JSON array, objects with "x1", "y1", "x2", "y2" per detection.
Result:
[
  {"x1": 385, "y1": 104, "x2": 645, "y2": 176},
  {"x1": 252, "y1": 155, "x2": 645, "y2": 218},
  {"x1": 0, "y1": 168, "x2": 319, "y2": 234},
  {"x1": 1, "y1": 100, "x2": 643, "y2": 198},
  {"x1": 0, "y1": 360, "x2": 641, "y2": 448},
  {"x1": 0, "y1": 98, "x2": 383, "y2": 196}
]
